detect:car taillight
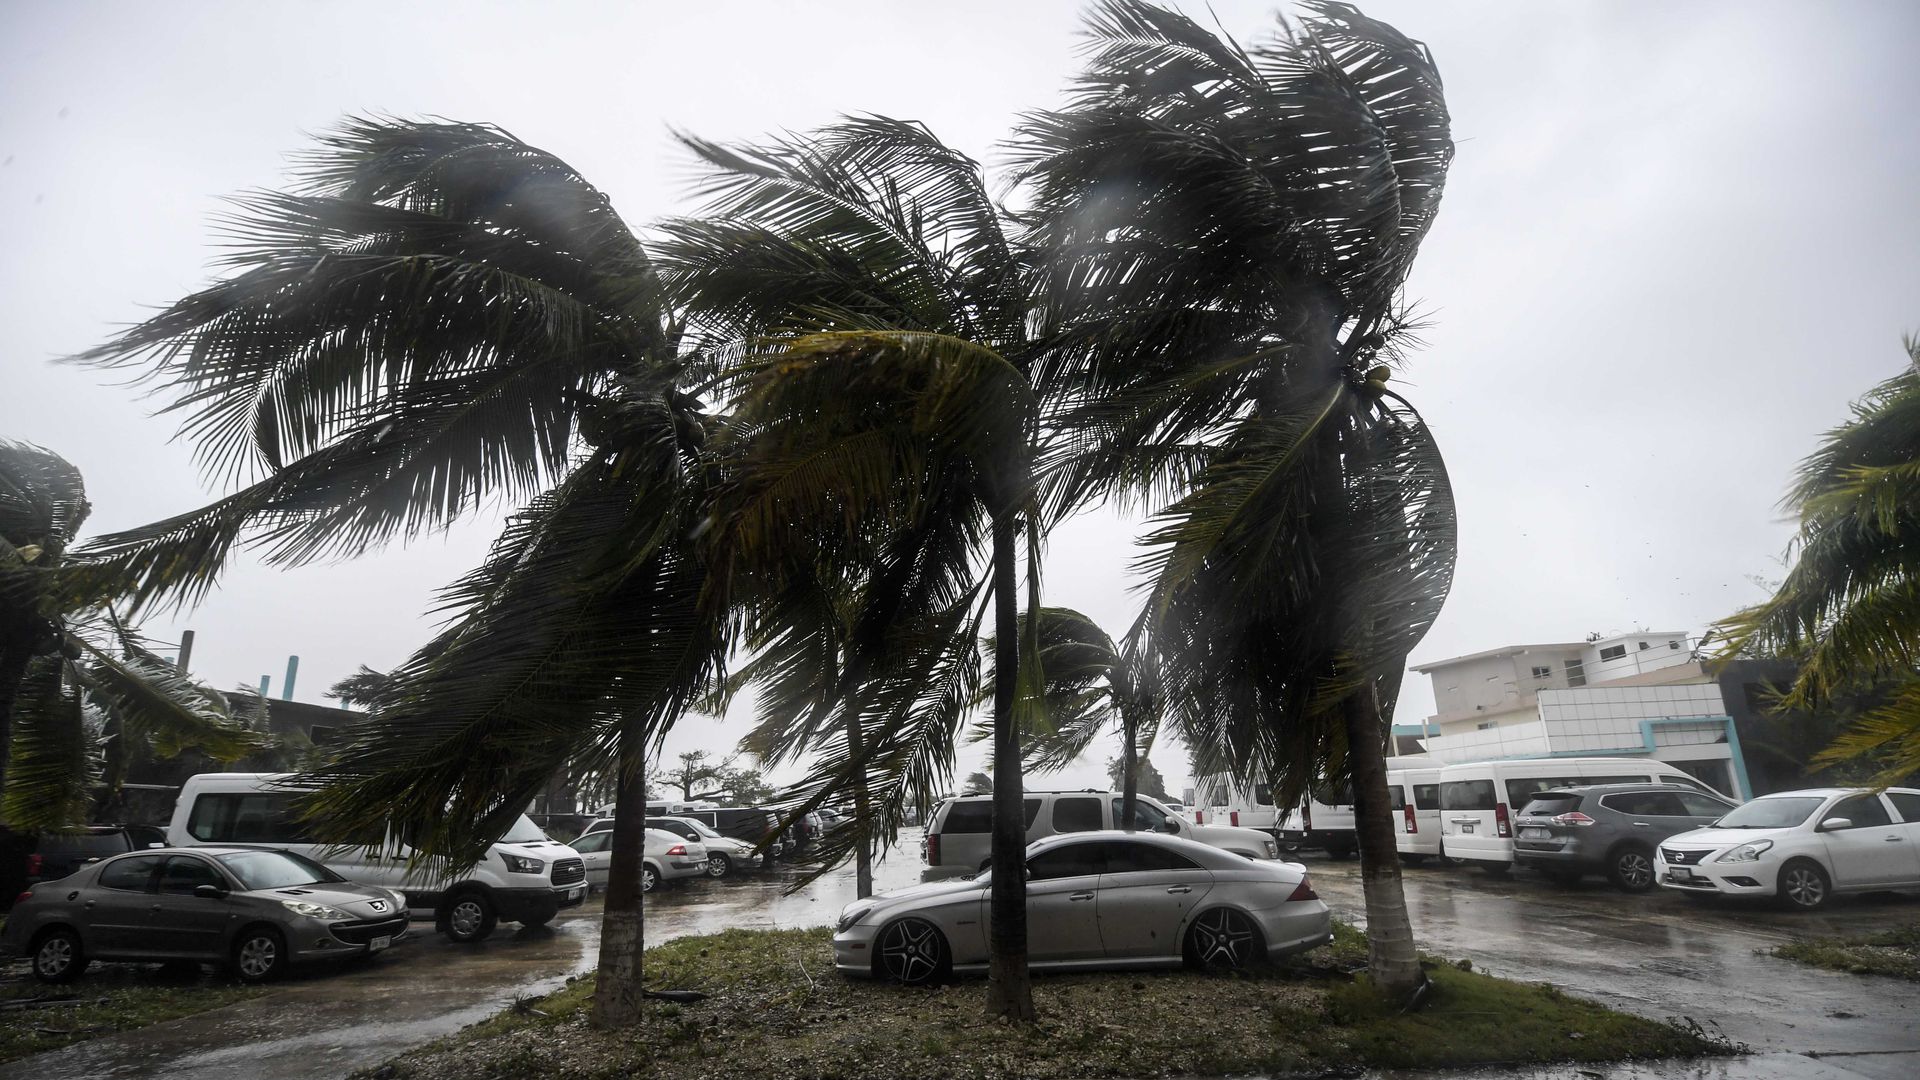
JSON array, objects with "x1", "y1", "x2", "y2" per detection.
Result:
[
  {"x1": 1230, "y1": 810, "x2": 1240, "y2": 827},
  {"x1": 927, "y1": 834, "x2": 941, "y2": 865},
  {"x1": 1495, "y1": 802, "x2": 1512, "y2": 838},
  {"x1": 1403, "y1": 805, "x2": 1417, "y2": 834},
  {"x1": 1550, "y1": 812, "x2": 1596, "y2": 826},
  {"x1": 667, "y1": 844, "x2": 687, "y2": 856},
  {"x1": 1287, "y1": 877, "x2": 1319, "y2": 901},
  {"x1": 1194, "y1": 810, "x2": 1203, "y2": 824},
  {"x1": 15, "y1": 890, "x2": 33, "y2": 905},
  {"x1": 25, "y1": 854, "x2": 41, "y2": 876}
]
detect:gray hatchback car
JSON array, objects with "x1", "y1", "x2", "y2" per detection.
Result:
[
  {"x1": 1, "y1": 846, "x2": 409, "y2": 983},
  {"x1": 1513, "y1": 784, "x2": 1738, "y2": 892}
]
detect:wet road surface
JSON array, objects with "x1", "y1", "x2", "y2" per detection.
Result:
[{"x1": 3, "y1": 850, "x2": 1913, "y2": 1079}]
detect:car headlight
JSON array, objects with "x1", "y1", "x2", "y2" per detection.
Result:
[
  {"x1": 280, "y1": 899, "x2": 352, "y2": 920},
  {"x1": 836, "y1": 904, "x2": 873, "y2": 933},
  {"x1": 1716, "y1": 840, "x2": 1773, "y2": 863},
  {"x1": 500, "y1": 853, "x2": 545, "y2": 875}
]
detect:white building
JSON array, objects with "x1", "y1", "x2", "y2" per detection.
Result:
[{"x1": 1398, "y1": 632, "x2": 1753, "y2": 799}]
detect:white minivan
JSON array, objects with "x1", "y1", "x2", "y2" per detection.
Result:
[
  {"x1": 168, "y1": 773, "x2": 588, "y2": 942},
  {"x1": 1438, "y1": 757, "x2": 1724, "y2": 874},
  {"x1": 1279, "y1": 755, "x2": 1440, "y2": 860},
  {"x1": 1389, "y1": 766, "x2": 1447, "y2": 863}
]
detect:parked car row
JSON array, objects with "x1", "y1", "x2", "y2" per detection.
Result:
[{"x1": 918, "y1": 790, "x2": 1282, "y2": 874}]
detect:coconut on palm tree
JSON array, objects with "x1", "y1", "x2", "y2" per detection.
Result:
[
  {"x1": 1716, "y1": 337, "x2": 1920, "y2": 786},
  {"x1": 1, "y1": 441, "x2": 261, "y2": 831},
  {"x1": 68, "y1": 121, "x2": 730, "y2": 1027},
  {"x1": 1014, "y1": 0, "x2": 1456, "y2": 999}
]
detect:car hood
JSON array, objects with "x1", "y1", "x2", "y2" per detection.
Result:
[
  {"x1": 1660, "y1": 827, "x2": 1788, "y2": 850},
  {"x1": 253, "y1": 882, "x2": 403, "y2": 916},
  {"x1": 853, "y1": 876, "x2": 985, "y2": 916}
]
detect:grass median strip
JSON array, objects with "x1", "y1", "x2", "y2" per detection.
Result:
[
  {"x1": 359, "y1": 924, "x2": 1735, "y2": 1079},
  {"x1": 1774, "y1": 924, "x2": 1920, "y2": 981},
  {"x1": 0, "y1": 965, "x2": 265, "y2": 1064}
]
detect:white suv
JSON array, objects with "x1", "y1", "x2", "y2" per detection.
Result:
[
  {"x1": 922, "y1": 791, "x2": 1280, "y2": 871},
  {"x1": 1655, "y1": 786, "x2": 1920, "y2": 910}
]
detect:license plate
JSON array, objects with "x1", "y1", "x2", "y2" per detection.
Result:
[
  {"x1": 1459, "y1": 823, "x2": 1476, "y2": 834},
  {"x1": 568, "y1": 886, "x2": 584, "y2": 901},
  {"x1": 1665, "y1": 868, "x2": 1697, "y2": 883},
  {"x1": 369, "y1": 935, "x2": 391, "y2": 951},
  {"x1": 1519, "y1": 827, "x2": 1549, "y2": 839}
]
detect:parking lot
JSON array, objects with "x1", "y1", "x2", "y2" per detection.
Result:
[{"x1": 4, "y1": 850, "x2": 1915, "y2": 1080}]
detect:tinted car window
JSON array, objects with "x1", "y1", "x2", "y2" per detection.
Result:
[
  {"x1": 645, "y1": 819, "x2": 699, "y2": 840},
  {"x1": 1442, "y1": 780, "x2": 1496, "y2": 810},
  {"x1": 1600, "y1": 792, "x2": 1688, "y2": 817},
  {"x1": 1889, "y1": 792, "x2": 1920, "y2": 823},
  {"x1": 158, "y1": 856, "x2": 225, "y2": 894},
  {"x1": 1506, "y1": 778, "x2": 1580, "y2": 807},
  {"x1": 46, "y1": 831, "x2": 134, "y2": 857},
  {"x1": 186, "y1": 792, "x2": 316, "y2": 844},
  {"x1": 1520, "y1": 793, "x2": 1581, "y2": 817},
  {"x1": 98, "y1": 854, "x2": 163, "y2": 891},
  {"x1": 1311, "y1": 782, "x2": 1355, "y2": 806},
  {"x1": 941, "y1": 801, "x2": 993, "y2": 833},
  {"x1": 1253, "y1": 784, "x2": 1273, "y2": 806},
  {"x1": 1101, "y1": 841, "x2": 1201, "y2": 873},
  {"x1": 1678, "y1": 793, "x2": 1734, "y2": 818},
  {"x1": 1827, "y1": 794, "x2": 1892, "y2": 829},
  {"x1": 1052, "y1": 797, "x2": 1103, "y2": 833},
  {"x1": 571, "y1": 832, "x2": 610, "y2": 853},
  {"x1": 1413, "y1": 784, "x2": 1440, "y2": 809},
  {"x1": 1387, "y1": 785, "x2": 1406, "y2": 811},
  {"x1": 1028, "y1": 843, "x2": 1104, "y2": 880},
  {"x1": 1110, "y1": 798, "x2": 1170, "y2": 832}
]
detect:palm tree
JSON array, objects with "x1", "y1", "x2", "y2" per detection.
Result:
[
  {"x1": 68, "y1": 120, "x2": 729, "y2": 1027},
  {"x1": 1013, "y1": 0, "x2": 1456, "y2": 999},
  {"x1": 1, "y1": 441, "x2": 260, "y2": 830},
  {"x1": 1716, "y1": 337, "x2": 1920, "y2": 785},
  {"x1": 982, "y1": 607, "x2": 1164, "y2": 829},
  {"x1": 658, "y1": 117, "x2": 1052, "y2": 1020}
]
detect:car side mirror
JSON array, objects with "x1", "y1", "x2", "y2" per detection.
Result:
[
  {"x1": 193, "y1": 884, "x2": 228, "y2": 900},
  {"x1": 1817, "y1": 817, "x2": 1852, "y2": 832},
  {"x1": 1162, "y1": 820, "x2": 1181, "y2": 834}
]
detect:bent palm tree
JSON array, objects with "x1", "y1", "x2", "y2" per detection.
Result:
[
  {"x1": 1717, "y1": 337, "x2": 1920, "y2": 785},
  {"x1": 1, "y1": 441, "x2": 260, "y2": 830},
  {"x1": 981, "y1": 607, "x2": 1163, "y2": 828},
  {"x1": 1015, "y1": 0, "x2": 1455, "y2": 998},
  {"x1": 660, "y1": 117, "x2": 1051, "y2": 1020},
  {"x1": 69, "y1": 120, "x2": 728, "y2": 1027}
]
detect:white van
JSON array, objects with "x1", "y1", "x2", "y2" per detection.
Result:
[
  {"x1": 168, "y1": 773, "x2": 588, "y2": 942},
  {"x1": 923, "y1": 791, "x2": 1281, "y2": 870},
  {"x1": 1388, "y1": 766, "x2": 1447, "y2": 863},
  {"x1": 1279, "y1": 756, "x2": 1439, "y2": 860},
  {"x1": 1438, "y1": 757, "x2": 1722, "y2": 874},
  {"x1": 1191, "y1": 774, "x2": 1285, "y2": 833}
]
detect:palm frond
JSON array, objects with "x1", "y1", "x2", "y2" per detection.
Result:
[{"x1": 2, "y1": 656, "x2": 96, "y2": 830}]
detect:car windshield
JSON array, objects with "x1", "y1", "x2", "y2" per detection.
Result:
[
  {"x1": 496, "y1": 815, "x2": 547, "y2": 843},
  {"x1": 682, "y1": 819, "x2": 722, "y2": 838},
  {"x1": 1714, "y1": 796, "x2": 1826, "y2": 829},
  {"x1": 216, "y1": 849, "x2": 343, "y2": 890}
]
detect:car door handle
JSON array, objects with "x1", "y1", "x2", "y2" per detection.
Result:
[
  {"x1": 1631, "y1": 822, "x2": 1652, "y2": 827},
  {"x1": 83, "y1": 900, "x2": 95, "y2": 910},
  {"x1": 1886, "y1": 836, "x2": 1905, "y2": 843},
  {"x1": 1165, "y1": 886, "x2": 1192, "y2": 894},
  {"x1": 149, "y1": 904, "x2": 163, "y2": 912},
  {"x1": 1068, "y1": 892, "x2": 1094, "y2": 902}
]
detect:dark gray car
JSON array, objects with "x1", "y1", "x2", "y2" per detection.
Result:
[
  {"x1": 0, "y1": 846, "x2": 409, "y2": 983},
  {"x1": 1513, "y1": 784, "x2": 1738, "y2": 892}
]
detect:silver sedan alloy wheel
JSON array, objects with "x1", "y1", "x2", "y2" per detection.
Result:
[
  {"x1": 877, "y1": 918, "x2": 944, "y2": 984},
  {"x1": 1782, "y1": 864, "x2": 1827, "y2": 909},
  {"x1": 1188, "y1": 907, "x2": 1257, "y2": 968},
  {"x1": 642, "y1": 865, "x2": 659, "y2": 893},
  {"x1": 706, "y1": 853, "x2": 730, "y2": 878}
]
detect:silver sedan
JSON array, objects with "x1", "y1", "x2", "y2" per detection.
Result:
[
  {"x1": 1, "y1": 846, "x2": 409, "y2": 983},
  {"x1": 832, "y1": 831, "x2": 1331, "y2": 983}
]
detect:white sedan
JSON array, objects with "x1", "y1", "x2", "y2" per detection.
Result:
[
  {"x1": 833, "y1": 831, "x2": 1330, "y2": 983},
  {"x1": 1655, "y1": 786, "x2": 1920, "y2": 909},
  {"x1": 569, "y1": 828, "x2": 708, "y2": 893}
]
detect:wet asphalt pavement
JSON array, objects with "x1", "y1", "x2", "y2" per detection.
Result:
[{"x1": 2, "y1": 851, "x2": 1914, "y2": 1079}]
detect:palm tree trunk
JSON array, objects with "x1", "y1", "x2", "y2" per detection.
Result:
[
  {"x1": 1344, "y1": 681, "x2": 1422, "y2": 999},
  {"x1": 1120, "y1": 713, "x2": 1138, "y2": 832},
  {"x1": 983, "y1": 514, "x2": 1035, "y2": 1021},
  {"x1": 590, "y1": 713, "x2": 649, "y2": 1028},
  {"x1": 845, "y1": 707, "x2": 874, "y2": 899}
]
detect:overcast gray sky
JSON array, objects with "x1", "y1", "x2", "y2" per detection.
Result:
[{"x1": 4, "y1": 1, "x2": 1917, "y2": 797}]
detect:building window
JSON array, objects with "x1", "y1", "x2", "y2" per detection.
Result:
[
  {"x1": 1530, "y1": 665, "x2": 1552, "y2": 679},
  {"x1": 1598, "y1": 644, "x2": 1627, "y2": 662},
  {"x1": 1638, "y1": 641, "x2": 1650, "y2": 651},
  {"x1": 1668, "y1": 640, "x2": 1682, "y2": 650},
  {"x1": 1565, "y1": 659, "x2": 1586, "y2": 687},
  {"x1": 1476, "y1": 720, "x2": 1498, "y2": 730}
]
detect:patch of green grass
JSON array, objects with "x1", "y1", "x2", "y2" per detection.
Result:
[
  {"x1": 1775, "y1": 924, "x2": 1920, "y2": 981},
  {"x1": 0, "y1": 964, "x2": 265, "y2": 1064},
  {"x1": 360, "y1": 924, "x2": 1733, "y2": 1080}
]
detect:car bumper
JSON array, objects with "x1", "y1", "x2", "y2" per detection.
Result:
[
  {"x1": 490, "y1": 885, "x2": 588, "y2": 924},
  {"x1": 1278, "y1": 829, "x2": 1351, "y2": 850},
  {"x1": 1512, "y1": 844, "x2": 1599, "y2": 870},
  {"x1": 1442, "y1": 834, "x2": 1514, "y2": 864},
  {"x1": 1397, "y1": 832, "x2": 1443, "y2": 856},
  {"x1": 833, "y1": 922, "x2": 884, "y2": 977},
  {"x1": 661, "y1": 860, "x2": 707, "y2": 881},
  {"x1": 1653, "y1": 854, "x2": 1776, "y2": 897},
  {"x1": 288, "y1": 916, "x2": 413, "y2": 962},
  {"x1": 1251, "y1": 899, "x2": 1334, "y2": 960}
]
